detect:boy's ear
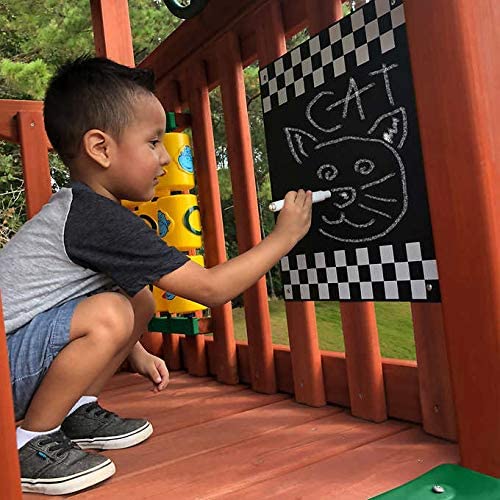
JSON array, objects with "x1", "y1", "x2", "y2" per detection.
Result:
[{"x1": 82, "y1": 129, "x2": 113, "y2": 168}]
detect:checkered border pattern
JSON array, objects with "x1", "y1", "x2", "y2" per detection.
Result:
[
  {"x1": 260, "y1": 0, "x2": 406, "y2": 114},
  {"x1": 280, "y1": 242, "x2": 440, "y2": 301}
]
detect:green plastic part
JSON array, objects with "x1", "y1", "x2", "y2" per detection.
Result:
[
  {"x1": 370, "y1": 464, "x2": 500, "y2": 500},
  {"x1": 165, "y1": 112, "x2": 177, "y2": 133},
  {"x1": 148, "y1": 316, "x2": 200, "y2": 336}
]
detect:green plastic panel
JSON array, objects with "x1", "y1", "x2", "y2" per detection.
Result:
[
  {"x1": 165, "y1": 112, "x2": 177, "y2": 133},
  {"x1": 148, "y1": 316, "x2": 199, "y2": 336},
  {"x1": 370, "y1": 464, "x2": 500, "y2": 500}
]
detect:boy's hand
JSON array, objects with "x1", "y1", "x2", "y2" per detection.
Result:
[
  {"x1": 274, "y1": 190, "x2": 313, "y2": 245},
  {"x1": 128, "y1": 347, "x2": 170, "y2": 392}
]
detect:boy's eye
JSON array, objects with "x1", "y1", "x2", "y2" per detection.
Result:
[{"x1": 149, "y1": 140, "x2": 160, "y2": 147}]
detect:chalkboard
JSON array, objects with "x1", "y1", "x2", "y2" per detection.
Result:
[{"x1": 260, "y1": 0, "x2": 440, "y2": 302}]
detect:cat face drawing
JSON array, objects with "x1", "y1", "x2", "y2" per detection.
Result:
[{"x1": 284, "y1": 108, "x2": 408, "y2": 243}]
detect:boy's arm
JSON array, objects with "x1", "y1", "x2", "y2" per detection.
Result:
[{"x1": 154, "y1": 190, "x2": 312, "y2": 307}]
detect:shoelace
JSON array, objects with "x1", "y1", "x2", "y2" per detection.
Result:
[
  {"x1": 85, "y1": 402, "x2": 119, "y2": 420},
  {"x1": 38, "y1": 431, "x2": 78, "y2": 457}
]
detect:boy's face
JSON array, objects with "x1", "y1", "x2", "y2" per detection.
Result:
[{"x1": 109, "y1": 93, "x2": 170, "y2": 202}]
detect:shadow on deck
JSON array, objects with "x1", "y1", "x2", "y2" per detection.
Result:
[{"x1": 24, "y1": 372, "x2": 458, "y2": 499}]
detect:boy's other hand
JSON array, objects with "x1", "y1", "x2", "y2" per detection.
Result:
[
  {"x1": 274, "y1": 190, "x2": 312, "y2": 245},
  {"x1": 129, "y1": 349, "x2": 170, "y2": 392}
]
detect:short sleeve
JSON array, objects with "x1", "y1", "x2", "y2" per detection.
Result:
[{"x1": 64, "y1": 184, "x2": 189, "y2": 296}]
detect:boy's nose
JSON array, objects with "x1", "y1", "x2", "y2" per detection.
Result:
[{"x1": 160, "y1": 143, "x2": 171, "y2": 168}]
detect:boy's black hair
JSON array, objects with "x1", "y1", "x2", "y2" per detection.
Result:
[{"x1": 44, "y1": 56, "x2": 156, "y2": 165}]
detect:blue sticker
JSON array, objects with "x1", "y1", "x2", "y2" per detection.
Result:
[
  {"x1": 163, "y1": 292, "x2": 176, "y2": 301},
  {"x1": 157, "y1": 210, "x2": 171, "y2": 238},
  {"x1": 178, "y1": 145, "x2": 194, "y2": 174}
]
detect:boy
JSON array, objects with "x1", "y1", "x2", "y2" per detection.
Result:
[{"x1": 0, "y1": 56, "x2": 312, "y2": 495}]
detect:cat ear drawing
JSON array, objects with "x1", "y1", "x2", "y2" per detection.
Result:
[
  {"x1": 284, "y1": 127, "x2": 318, "y2": 165},
  {"x1": 367, "y1": 107, "x2": 408, "y2": 149}
]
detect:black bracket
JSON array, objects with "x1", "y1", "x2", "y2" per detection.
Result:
[{"x1": 163, "y1": 0, "x2": 209, "y2": 20}]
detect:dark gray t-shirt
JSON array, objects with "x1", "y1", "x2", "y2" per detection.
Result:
[{"x1": 0, "y1": 182, "x2": 189, "y2": 334}]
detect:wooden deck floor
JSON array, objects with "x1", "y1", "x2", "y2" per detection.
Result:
[{"x1": 25, "y1": 371, "x2": 458, "y2": 499}]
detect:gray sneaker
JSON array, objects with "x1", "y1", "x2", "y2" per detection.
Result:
[
  {"x1": 19, "y1": 429, "x2": 115, "y2": 495},
  {"x1": 61, "y1": 402, "x2": 153, "y2": 450}
]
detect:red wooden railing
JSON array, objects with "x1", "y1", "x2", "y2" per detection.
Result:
[
  {"x1": 0, "y1": 0, "x2": 498, "y2": 484},
  {"x1": 0, "y1": 294, "x2": 22, "y2": 498}
]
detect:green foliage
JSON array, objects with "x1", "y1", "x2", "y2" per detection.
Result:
[{"x1": 0, "y1": 59, "x2": 50, "y2": 100}]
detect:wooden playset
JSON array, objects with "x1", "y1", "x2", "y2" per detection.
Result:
[{"x1": 0, "y1": 0, "x2": 498, "y2": 497}]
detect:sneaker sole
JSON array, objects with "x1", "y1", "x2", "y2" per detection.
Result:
[
  {"x1": 73, "y1": 421, "x2": 153, "y2": 450},
  {"x1": 22, "y1": 458, "x2": 115, "y2": 495}
]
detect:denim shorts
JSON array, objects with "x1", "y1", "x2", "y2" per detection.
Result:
[{"x1": 7, "y1": 296, "x2": 85, "y2": 421}]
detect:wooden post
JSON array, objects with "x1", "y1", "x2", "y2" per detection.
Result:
[
  {"x1": 0, "y1": 294, "x2": 23, "y2": 500},
  {"x1": 411, "y1": 303, "x2": 457, "y2": 440},
  {"x1": 405, "y1": 0, "x2": 500, "y2": 476},
  {"x1": 256, "y1": 0, "x2": 326, "y2": 407},
  {"x1": 157, "y1": 78, "x2": 207, "y2": 377},
  {"x1": 187, "y1": 64, "x2": 239, "y2": 384},
  {"x1": 17, "y1": 111, "x2": 51, "y2": 218},
  {"x1": 90, "y1": 0, "x2": 134, "y2": 65},
  {"x1": 216, "y1": 32, "x2": 277, "y2": 394},
  {"x1": 307, "y1": 0, "x2": 387, "y2": 421}
]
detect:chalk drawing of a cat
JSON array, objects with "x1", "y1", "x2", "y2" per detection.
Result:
[{"x1": 284, "y1": 107, "x2": 409, "y2": 243}]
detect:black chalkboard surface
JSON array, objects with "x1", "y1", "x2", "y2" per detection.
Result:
[{"x1": 260, "y1": 0, "x2": 440, "y2": 302}]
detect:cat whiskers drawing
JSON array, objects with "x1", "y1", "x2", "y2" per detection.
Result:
[{"x1": 284, "y1": 108, "x2": 409, "y2": 243}]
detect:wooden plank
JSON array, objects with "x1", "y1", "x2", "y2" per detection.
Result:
[
  {"x1": 180, "y1": 335, "x2": 208, "y2": 377},
  {"x1": 0, "y1": 294, "x2": 22, "y2": 500},
  {"x1": 186, "y1": 61, "x2": 238, "y2": 384},
  {"x1": 91, "y1": 400, "x2": 340, "y2": 482},
  {"x1": 101, "y1": 370, "x2": 184, "y2": 392},
  {"x1": 97, "y1": 384, "x2": 288, "y2": 444},
  {"x1": 273, "y1": 345, "x2": 294, "y2": 394},
  {"x1": 216, "y1": 32, "x2": 276, "y2": 394},
  {"x1": 82, "y1": 412, "x2": 410, "y2": 499},
  {"x1": 238, "y1": 342, "x2": 420, "y2": 421},
  {"x1": 235, "y1": 342, "x2": 251, "y2": 384},
  {"x1": 221, "y1": 427, "x2": 459, "y2": 499},
  {"x1": 0, "y1": 99, "x2": 51, "y2": 146},
  {"x1": 162, "y1": 332, "x2": 183, "y2": 371},
  {"x1": 405, "y1": 0, "x2": 500, "y2": 476},
  {"x1": 90, "y1": 0, "x2": 134, "y2": 65},
  {"x1": 100, "y1": 378, "x2": 241, "y2": 412},
  {"x1": 411, "y1": 303, "x2": 457, "y2": 439},
  {"x1": 99, "y1": 372, "x2": 211, "y2": 404},
  {"x1": 256, "y1": 0, "x2": 325, "y2": 408},
  {"x1": 383, "y1": 358, "x2": 421, "y2": 424},
  {"x1": 340, "y1": 303, "x2": 387, "y2": 421},
  {"x1": 17, "y1": 111, "x2": 52, "y2": 219},
  {"x1": 321, "y1": 351, "x2": 350, "y2": 408}
]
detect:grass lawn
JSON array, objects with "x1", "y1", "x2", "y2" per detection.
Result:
[{"x1": 229, "y1": 299, "x2": 416, "y2": 360}]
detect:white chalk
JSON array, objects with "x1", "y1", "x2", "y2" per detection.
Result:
[{"x1": 269, "y1": 190, "x2": 332, "y2": 212}]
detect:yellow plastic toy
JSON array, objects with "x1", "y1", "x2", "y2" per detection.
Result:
[
  {"x1": 157, "y1": 194, "x2": 202, "y2": 251},
  {"x1": 156, "y1": 133, "x2": 195, "y2": 195},
  {"x1": 152, "y1": 254, "x2": 207, "y2": 314},
  {"x1": 136, "y1": 200, "x2": 159, "y2": 233}
]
